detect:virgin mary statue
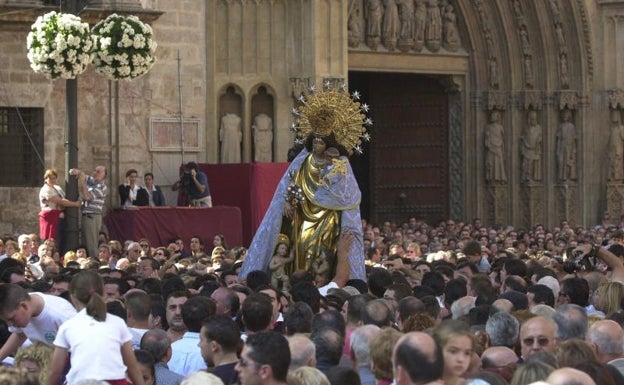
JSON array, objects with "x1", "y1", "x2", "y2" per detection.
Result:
[{"x1": 239, "y1": 86, "x2": 370, "y2": 285}]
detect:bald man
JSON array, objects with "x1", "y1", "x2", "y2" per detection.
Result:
[
  {"x1": 491, "y1": 298, "x2": 514, "y2": 314},
  {"x1": 481, "y1": 346, "x2": 518, "y2": 368},
  {"x1": 393, "y1": 332, "x2": 444, "y2": 385},
  {"x1": 519, "y1": 316, "x2": 558, "y2": 359},
  {"x1": 546, "y1": 367, "x2": 596, "y2": 385},
  {"x1": 586, "y1": 319, "x2": 624, "y2": 376}
]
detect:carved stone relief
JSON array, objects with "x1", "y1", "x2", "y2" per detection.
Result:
[
  {"x1": 486, "y1": 185, "x2": 508, "y2": 226},
  {"x1": 521, "y1": 185, "x2": 544, "y2": 228},
  {"x1": 556, "y1": 184, "x2": 579, "y2": 224},
  {"x1": 348, "y1": 0, "x2": 361, "y2": 48},
  {"x1": 353, "y1": 0, "x2": 463, "y2": 53}
]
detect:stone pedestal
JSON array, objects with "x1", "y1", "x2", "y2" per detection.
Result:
[
  {"x1": 486, "y1": 184, "x2": 508, "y2": 225},
  {"x1": 606, "y1": 183, "x2": 624, "y2": 219},
  {"x1": 556, "y1": 183, "x2": 579, "y2": 223},
  {"x1": 521, "y1": 183, "x2": 544, "y2": 227}
]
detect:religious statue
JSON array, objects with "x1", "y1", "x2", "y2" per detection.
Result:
[
  {"x1": 608, "y1": 109, "x2": 624, "y2": 182},
  {"x1": 488, "y1": 57, "x2": 499, "y2": 89},
  {"x1": 425, "y1": 0, "x2": 442, "y2": 52},
  {"x1": 414, "y1": 0, "x2": 427, "y2": 51},
  {"x1": 559, "y1": 53, "x2": 569, "y2": 88},
  {"x1": 382, "y1": 0, "x2": 399, "y2": 51},
  {"x1": 348, "y1": 0, "x2": 361, "y2": 48},
  {"x1": 556, "y1": 109, "x2": 577, "y2": 181},
  {"x1": 269, "y1": 234, "x2": 294, "y2": 291},
  {"x1": 521, "y1": 110, "x2": 543, "y2": 182},
  {"x1": 220, "y1": 113, "x2": 242, "y2": 164},
  {"x1": 365, "y1": 0, "x2": 382, "y2": 50},
  {"x1": 253, "y1": 113, "x2": 273, "y2": 162},
  {"x1": 520, "y1": 27, "x2": 531, "y2": 55},
  {"x1": 239, "y1": 87, "x2": 369, "y2": 284},
  {"x1": 442, "y1": 4, "x2": 460, "y2": 52},
  {"x1": 484, "y1": 110, "x2": 507, "y2": 183},
  {"x1": 397, "y1": 0, "x2": 415, "y2": 51}
]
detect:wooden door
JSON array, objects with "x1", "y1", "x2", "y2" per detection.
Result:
[{"x1": 350, "y1": 73, "x2": 449, "y2": 225}]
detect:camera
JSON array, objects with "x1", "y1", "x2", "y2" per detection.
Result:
[
  {"x1": 180, "y1": 170, "x2": 192, "y2": 188},
  {"x1": 562, "y1": 247, "x2": 596, "y2": 274}
]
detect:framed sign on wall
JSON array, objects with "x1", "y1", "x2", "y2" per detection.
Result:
[{"x1": 149, "y1": 117, "x2": 202, "y2": 152}]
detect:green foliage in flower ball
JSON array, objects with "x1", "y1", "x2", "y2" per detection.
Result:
[
  {"x1": 92, "y1": 14, "x2": 157, "y2": 80},
  {"x1": 26, "y1": 11, "x2": 94, "y2": 79}
]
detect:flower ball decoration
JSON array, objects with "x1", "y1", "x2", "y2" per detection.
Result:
[
  {"x1": 92, "y1": 14, "x2": 157, "y2": 80},
  {"x1": 26, "y1": 11, "x2": 94, "y2": 79}
]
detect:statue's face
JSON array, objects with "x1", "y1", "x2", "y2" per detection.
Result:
[{"x1": 312, "y1": 137, "x2": 327, "y2": 154}]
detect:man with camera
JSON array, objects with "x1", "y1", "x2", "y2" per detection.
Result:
[{"x1": 173, "y1": 162, "x2": 212, "y2": 207}]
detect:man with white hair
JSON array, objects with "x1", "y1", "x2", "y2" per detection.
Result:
[
  {"x1": 126, "y1": 241, "x2": 142, "y2": 263},
  {"x1": 450, "y1": 296, "x2": 475, "y2": 320},
  {"x1": 350, "y1": 324, "x2": 381, "y2": 385},
  {"x1": 586, "y1": 319, "x2": 624, "y2": 376},
  {"x1": 287, "y1": 334, "x2": 316, "y2": 371}
]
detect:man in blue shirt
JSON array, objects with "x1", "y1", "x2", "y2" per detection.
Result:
[{"x1": 174, "y1": 162, "x2": 212, "y2": 207}]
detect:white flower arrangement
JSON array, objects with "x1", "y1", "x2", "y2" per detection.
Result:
[
  {"x1": 91, "y1": 14, "x2": 157, "y2": 80},
  {"x1": 26, "y1": 11, "x2": 94, "y2": 80}
]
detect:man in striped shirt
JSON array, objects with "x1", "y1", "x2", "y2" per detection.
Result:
[{"x1": 70, "y1": 165, "x2": 108, "y2": 258}]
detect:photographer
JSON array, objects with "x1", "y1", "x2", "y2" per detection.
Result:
[
  {"x1": 172, "y1": 162, "x2": 212, "y2": 207},
  {"x1": 573, "y1": 243, "x2": 624, "y2": 283}
]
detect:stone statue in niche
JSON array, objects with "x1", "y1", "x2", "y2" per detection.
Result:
[
  {"x1": 348, "y1": 0, "x2": 361, "y2": 48},
  {"x1": 559, "y1": 53, "x2": 569, "y2": 88},
  {"x1": 414, "y1": 0, "x2": 427, "y2": 51},
  {"x1": 524, "y1": 55, "x2": 534, "y2": 88},
  {"x1": 488, "y1": 57, "x2": 499, "y2": 89},
  {"x1": 397, "y1": 0, "x2": 415, "y2": 51},
  {"x1": 425, "y1": 0, "x2": 442, "y2": 52},
  {"x1": 521, "y1": 110, "x2": 543, "y2": 182},
  {"x1": 555, "y1": 23, "x2": 567, "y2": 53},
  {"x1": 442, "y1": 3, "x2": 460, "y2": 52},
  {"x1": 608, "y1": 109, "x2": 624, "y2": 182},
  {"x1": 253, "y1": 113, "x2": 273, "y2": 163},
  {"x1": 365, "y1": 0, "x2": 383, "y2": 50},
  {"x1": 484, "y1": 110, "x2": 507, "y2": 183},
  {"x1": 382, "y1": 0, "x2": 399, "y2": 51},
  {"x1": 220, "y1": 113, "x2": 242, "y2": 164},
  {"x1": 556, "y1": 109, "x2": 577, "y2": 181},
  {"x1": 520, "y1": 27, "x2": 531, "y2": 55}
]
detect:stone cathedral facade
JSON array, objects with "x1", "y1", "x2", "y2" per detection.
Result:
[{"x1": 2, "y1": 0, "x2": 624, "y2": 234}]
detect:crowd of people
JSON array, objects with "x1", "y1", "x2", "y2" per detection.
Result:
[{"x1": 0, "y1": 214, "x2": 623, "y2": 385}]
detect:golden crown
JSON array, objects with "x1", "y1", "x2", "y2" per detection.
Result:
[
  {"x1": 276, "y1": 233, "x2": 290, "y2": 247},
  {"x1": 291, "y1": 84, "x2": 372, "y2": 155}
]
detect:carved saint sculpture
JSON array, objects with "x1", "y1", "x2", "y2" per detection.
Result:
[
  {"x1": 253, "y1": 113, "x2": 273, "y2": 162},
  {"x1": 608, "y1": 110, "x2": 624, "y2": 182},
  {"x1": 397, "y1": 0, "x2": 415, "y2": 51},
  {"x1": 556, "y1": 109, "x2": 577, "y2": 181},
  {"x1": 425, "y1": 0, "x2": 442, "y2": 52},
  {"x1": 220, "y1": 113, "x2": 242, "y2": 164},
  {"x1": 365, "y1": 0, "x2": 383, "y2": 50},
  {"x1": 485, "y1": 110, "x2": 507, "y2": 183},
  {"x1": 442, "y1": 4, "x2": 460, "y2": 52},
  {"x1": 382, "y1": 0, "x2": 399, "y2": 51},
  {"x1": 348, "y1": 0, "x2": 361, "y2": 48},
  {"x1": 414, "y1": 0, "x2": 427, "y2": 51},
  {"x1": 521, "y1": 110, "x2": 542, "y2": 182}
]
